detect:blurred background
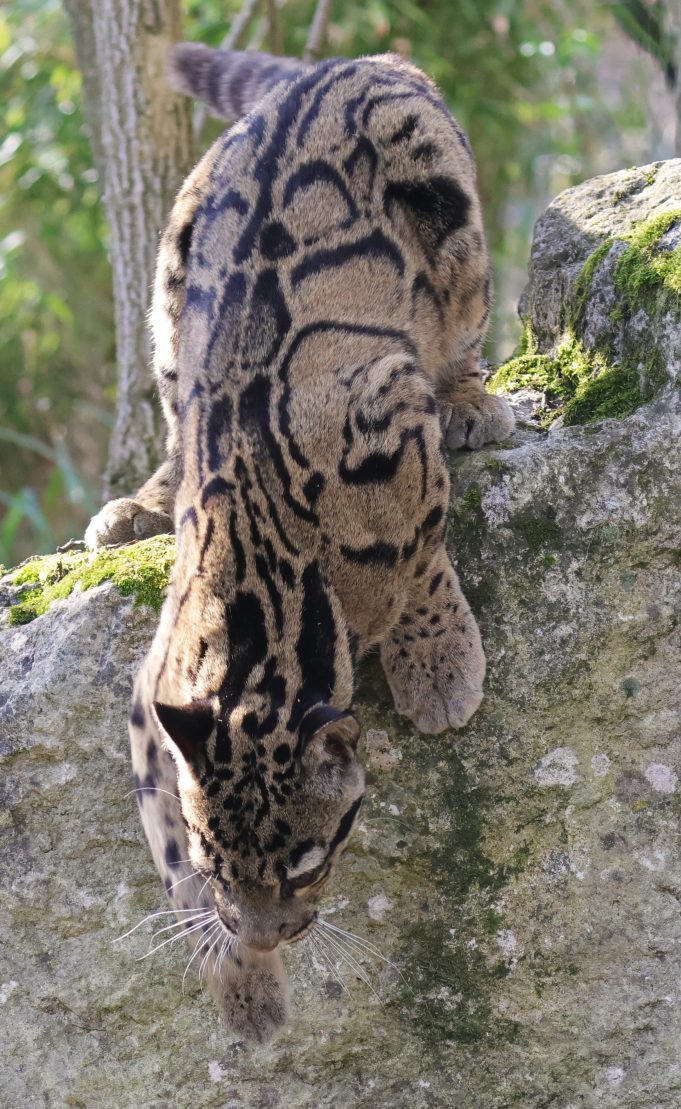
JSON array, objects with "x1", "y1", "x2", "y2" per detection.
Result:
[{"x1": 0, "y1": 0, "x2": 678, "y2": 565}]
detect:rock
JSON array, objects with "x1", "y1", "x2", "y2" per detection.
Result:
[
  {"x1": 2, "y1": 165, "x2": 681, "y2": 1107},
  {"x1": 491, "y1": 159, "x2": 681, "y2": 428}
]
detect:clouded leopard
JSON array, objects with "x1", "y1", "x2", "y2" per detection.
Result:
[{"x1": 85, "y1": 43, "x2": 514, "y2": 1041}]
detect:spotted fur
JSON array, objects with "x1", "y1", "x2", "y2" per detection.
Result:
[{"x1": 85, "y1": 47, "x2": 514, "y2": 1041}]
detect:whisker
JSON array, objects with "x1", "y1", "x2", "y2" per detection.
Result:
[
  {"x1": 198, "y1": 923, "x2": 223, "y2": 984},
  {"x1": 325, "y1": 937, "x2": 383, "y2": 1003},
  {"x1": 150, "y1": 911, "x2": 214, "y2": 942},
  {"x1": 207, "y1": 927, "x2": 226, "y2": 980},
  {"x1": 165, "y1": 869, "x2": 201, "y2": 894},
  {"x1": 318, "y1": 920, "x2": 410, "y2": 988},
  {"x1": 182, "y1": 917, "x2": 219, "y2": 994},
  {"x1": 315, "y1": 927, "x2": 382, "y2": 1002},
  {"x1": 217, "y1": 933, "x2": 234, "y2": 982},
  {"x1": 197, "y1": 875, "x2": 212, "y2": 901},
  {"x1": 318, "y1": 920, "x2": 392, "y2": 960},
  {"x1": 138, "y1": 918, "x2": 211, "y2": 961},
  {"x1": 125, "y1": 787, "x2": 182, "y2": 806},
  {"x1": 114, "y1": 907, "x2": 213, "y2": 943},
  {"x1": 216, "y1": 936, "x2": 228, "y2": 983},
  {"x1": 314, "y1": 927, "x2": 372, "y2": 998},
  {"x1": 317, "y1": 922, "x2": 383, "y2": 958},
  {"x1": 308, "y1": 932, "x2": 349, "y2": 996}
]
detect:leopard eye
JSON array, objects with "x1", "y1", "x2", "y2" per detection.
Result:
[{"x1": 289, "y1": 865, "x2": 330, "y2": 895}]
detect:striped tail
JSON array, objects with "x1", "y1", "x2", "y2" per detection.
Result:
[{"x1": 169, "y1": 43, "x2": 310, "y2": 120}]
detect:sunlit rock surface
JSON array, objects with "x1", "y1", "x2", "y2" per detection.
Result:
[{"x1": 2, "y1": 165, "x2": 681, "y2": 1107}]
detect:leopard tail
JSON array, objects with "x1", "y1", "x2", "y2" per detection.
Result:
[{"x1": 169, "y1": 43, "x2": 309, "y2": 119}]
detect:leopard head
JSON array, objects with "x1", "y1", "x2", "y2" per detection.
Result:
[{"x1": 153, "y1": 698, "x2": 365, "y2": 952}]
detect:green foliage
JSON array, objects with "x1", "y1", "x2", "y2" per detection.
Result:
[
  {"x1": 6, "y1": 534, "x2": 175, "y2": 625},
  {"x1": 0, "y1": 425, "x2": 99, "y2": 566},
  {"x1": 186, "y1": 1, "x2": 607, "y2": 249},
  {"x1": 610, "y1": 1, "x2": 676, "y2": 86},
  {"x1": 0, "y1": 0, "x2": 114, "y2": 561}
]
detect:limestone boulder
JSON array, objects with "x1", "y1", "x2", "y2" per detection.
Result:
[{"x1": 2, "y1": 163, "x2": 681, "y2": 1107}]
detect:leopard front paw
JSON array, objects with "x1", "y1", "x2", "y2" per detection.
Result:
[
  {"x1": 219, "y1": 953, "x2": 290, "y2": 1044},
  {"x1": 445, "y1": 393, "x2": 515, "y2": 450},
  {"x1": 383, "y1": 644, "x2": 484, "y2": 734},
  {"x1": 381, "y1": 577, "x2": 486, "y2": 735},
  {"x1": 84, "y1": 498, "x2": 172, "y2": 549}
]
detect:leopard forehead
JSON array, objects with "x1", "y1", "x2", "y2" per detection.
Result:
[{"x1": 186, "y1": 770, "x2": 364, "y2": 885}]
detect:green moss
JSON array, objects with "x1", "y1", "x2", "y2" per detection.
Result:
[
  {"x1": 483, "y1": 458, "x2": 509, "y2": 476},
  {"x1": 397, "y1": 918, "x2": 519, "y2": 1048},
  {"x1": 575, "y1": 211, "x2": 681, "y2": 327},
  {"x1": 614, "y1": 209, "x2": 681, "y2": 303},
  {"x1": 491, "y1": 325, "x2": 649, "y2": 428},
  {"x1": 393, "y1": 745, "x2": 525, "y2": 1050},
  {"x1": 458, "y1": 486, "x2": 482, "y2": 515},
  {"x1": 461, "y1": 577, "x2": 495, "y2": 613},
  {"x1": 512, "y1": 507, "x2": 561, "y2": 553},
  {"x1": 562, "y1": 360, "x2": 644, "y2": 426},
  {"x1": 6, "y1": 535, "x2": 175, "y2": 625},
  {"x1": 488, "y1": 323, "x2": 554, "y2": 402},
  {"x1": 572, "y1": 240, "x2": 614, "y2": 328}
]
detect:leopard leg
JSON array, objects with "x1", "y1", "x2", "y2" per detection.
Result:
[
  {"x1": 380, "y1": 544, "x2": 485, "y2": 734},
  {"x1": 210, "y1": 947, "x2": 290, "y2": 1044},
  {"x1": 440, "y1": 349, "x2": 514, "y2": 451},
  {"x1": 84, "y1": 455, "x2": 179, "y2": 548}
]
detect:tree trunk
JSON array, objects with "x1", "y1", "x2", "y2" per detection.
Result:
[{"x1": 64, "y1": 0, "x2": 194, "y2": 500}]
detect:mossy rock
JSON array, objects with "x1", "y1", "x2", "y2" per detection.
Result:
[
  {"x1": 1, "y1": 535, "x2": 175, "y2": 626},
  {"x1": 489, "y1": 160, "x2": 681, "y2": 427}
]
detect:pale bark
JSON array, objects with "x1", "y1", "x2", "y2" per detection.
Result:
[
  {"x1": 65, "y1": 0, "x2": 194, "y2": 499},
  {"x1": 304, "y1": 0, "x2": 333, "y2": 63}
]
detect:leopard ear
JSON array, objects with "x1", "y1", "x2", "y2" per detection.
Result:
[
  {"x1": 153, "y1": 699, "x2": 216, "y2": 769},
  {"x1": 300, "y1": 704, "x2": 360, "y2": 768}
]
